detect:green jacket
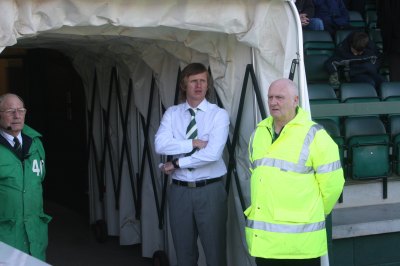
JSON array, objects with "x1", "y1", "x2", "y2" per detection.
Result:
[
  {"x1": 245, "y1": 107, "x2": 344, "y2": 259},
  {"x1": 0, "y1": 125, "x2": 51, "y2": 261}
]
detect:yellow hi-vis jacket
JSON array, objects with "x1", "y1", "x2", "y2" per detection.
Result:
[{"x1": 245, "y1": 107, "x2": 344, "y2": 259}]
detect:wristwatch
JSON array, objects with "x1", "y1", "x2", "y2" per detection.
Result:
[{"x1": 172, "y1": 158, "x2": 180, "y2": 169}]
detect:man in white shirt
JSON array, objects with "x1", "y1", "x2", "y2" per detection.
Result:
[{"x1": 155, "y1": 63, "x2": 230, "y2": 266}]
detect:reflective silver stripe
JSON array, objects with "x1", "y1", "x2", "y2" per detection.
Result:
[
  {"x1": 251, "y1": 124, "x2": 323, "y2": 173},
  {"x1": 249, "y1": 131, "x2": 256, "y2": 162},
  {"x1": 246, "y1": 219, "x2": 325, "y2": 233},
  {"x1": 298, "y1": 124, "x2": 322, "y2": 165},
  {"x1": 317, "y1": 160, "x2": 342, "y2": 174},
  {"x1": 252, "y1": 158, "x2": 314, "y2": 174}
]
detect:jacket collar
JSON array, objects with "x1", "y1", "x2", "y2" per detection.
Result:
[
  {"x1": 258, "y1": 106, "x2": 310, "y2": 130},
  {"x1": 0, "y1": 126, "x2": 36, "y2": 159}
]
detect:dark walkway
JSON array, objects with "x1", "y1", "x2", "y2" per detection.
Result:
[{"x1": 45, "y1": 201, "x2": 152, "y2": 266}]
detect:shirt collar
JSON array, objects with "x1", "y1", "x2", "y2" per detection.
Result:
[
  {"x1": 185, "y1": 99, "x2": 208, "y2": 112},
  {"x1": 0, "y1": 130, "x2": 22, "y2": 146}
]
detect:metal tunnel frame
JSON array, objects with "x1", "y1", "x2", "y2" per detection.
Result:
[{"x1": 87, "y1": 63, "x2": 267, "y2": 232}]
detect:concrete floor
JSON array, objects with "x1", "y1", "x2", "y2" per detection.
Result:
[{"x1": 45, "y1": 201, "x2": 153, "y2": 266}]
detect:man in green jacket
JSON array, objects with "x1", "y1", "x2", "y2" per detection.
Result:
[
  {"x1": 245, "y1": 79, "x2": 344, "y2": 266},
  {"x1": 0, "y1": 93, "x2": 51, "y2": 261}
]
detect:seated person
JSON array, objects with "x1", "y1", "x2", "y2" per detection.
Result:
[
  {"x1": 314, "y1": 0, "x2": 350, "y2": 37},
  {"x1": 325, "y1": 31, "x2": 386, "y2": 89},
  {"x1": 295, "y1": 0, "x2": 324, "y2": 30}
]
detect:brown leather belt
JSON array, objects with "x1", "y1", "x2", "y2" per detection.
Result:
[{"x1": 172, "y1": 177, "x2": 222, "y2": 188}]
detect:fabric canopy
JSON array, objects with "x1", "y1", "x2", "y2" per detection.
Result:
[{"x1": 0, "y1": 1, "x2": 309, "y2": 265}]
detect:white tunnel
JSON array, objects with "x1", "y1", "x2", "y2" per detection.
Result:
[{"x1": 0, "y1": 1, "x2": 308, "y2": 265}]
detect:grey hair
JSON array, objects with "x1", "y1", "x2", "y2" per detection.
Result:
[
  {"x1": 269, "y1": 78, "x2": 299, "y2": 97},
  {"x1": 0, "y1": 93, "x2": 25, "y2": 108}
]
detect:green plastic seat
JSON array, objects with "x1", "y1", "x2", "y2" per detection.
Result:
[
  {"x1": 308, "y1": 83, "x2": 338, "y2": 101},
  {"x1": 349, "y1": 11, "x2": 366, "y2": 28},
  {"x1": 304, "y1": 54, "x2": 330, "y2": 84},
  {"x1": 340, "y1": 82, "x2": 380, "y2": 103},
  {"x1": 379, "y1": 82, "x2": 400, "y2": 101},
  {"x1": 389, "y1": 115, "x2": 400, "y2": 174},
  {"x1": 314, "y1": 118, "x2": 345, "y2": 170},
  {"x1": 365, "y1": 10, "x2": 378, "y2": 29},
  {"x1": 364, "y1": 2, "x2": 376, "y2": 12},
  {"x1": 308, "y1": 84, "x2": 340, "y2": 124},
  {"x1": 335, "y1": 30, "x2": 356, "y2": 46},
  {"x1": 368, "y1": 28, "x2": 383, "y2": 53},
  {"x1": 345, "y1": 116, "x2": 390, "y2": 179},
  {"x1": 303, "y1": 30, "x2": 335, "y2": 55}
]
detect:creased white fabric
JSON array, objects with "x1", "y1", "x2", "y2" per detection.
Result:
[{"x1": 0, "y1": 1, "x2": 307, "y2": 266}]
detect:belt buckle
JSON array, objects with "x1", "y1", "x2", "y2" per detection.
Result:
[{"x1": 188, "y1": 181, "x2": 197, "y2": 188}]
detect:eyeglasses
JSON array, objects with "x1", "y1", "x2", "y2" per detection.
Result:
[{"x1": 0, "y1": 108, "x2": 27, "y2": 116}]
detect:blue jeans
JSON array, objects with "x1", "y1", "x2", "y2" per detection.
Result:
[{"x1": 304, "y1": 18, "x2": 324, "y2": 31}]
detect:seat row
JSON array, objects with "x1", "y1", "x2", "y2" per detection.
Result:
[
  {"x1": 313, "y1": 115, "x2": 397, "y2": 181},
  {"x1": 304, "y1": 53, "x2": 389, "y2": 84},
  {"x1": 309, "y1": 82, "x2": 400, "y2": 183},
  {"x1": 303, "y1": 27, "x2": 383, "y2": 56},
  {"x1": 308, "y1": 82, "x2": 400, "y2": 103}
]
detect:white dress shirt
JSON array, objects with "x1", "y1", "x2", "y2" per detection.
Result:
[
  {"x1": 155, "y1": 99, "x2": 230, "y2": 182},
  {"x1": 0, "y1": 130, "x2": 22, "y2": 148}
]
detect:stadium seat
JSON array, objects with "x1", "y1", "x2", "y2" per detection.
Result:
[
  {"x1": 303, "y1": 30, "x2": 335, "y2": 55},
  {"x1": 309, "y1": 83, "x2": 340, "y2": 125},
  {"x1": 380, "y1": 68, "x2": 390, "y2": 83},
  {"x1": 308, "y1": 83, "x2": 338, "y2": 103},
  {"x1": 389, "y1": 115, "x2": 400, "y2": 174},
  {"x1": 365, "y1": 10, "x2": 378, "y2": 29},
  {"x1": 340, "y1": 82, "x2": 380, "y2": 103},
  {"x1": 344, "y1": 116, "x2": 390, "y2": 179},
  {"x1": 349, "y1": 11, "x2": 366, "y2": 28},
  {"x1": 364, "y1": 1, "x2": 376, "y2": 12},
  {"x1": 379, "y1": 82, "x2": 400, "y2": 101},
  {"x1": 379, "y1": 82, "x2": 400, "y2": 173},
  {"x1": 368, "y1": 28, "x2": 383, "y2": 53},
  {"x1": 314, "y1": 118, "x2": 345, "y2": 169},
  {"x1": 304, "y1": 54, "x2": 330, "y2": 84},
  {"x1": 335, "y1": 29, "x2": 355, "y2": 46}
]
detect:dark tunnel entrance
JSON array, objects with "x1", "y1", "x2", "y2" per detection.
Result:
[{"x1": 0, "y1": 47, "x2": 89, "y2": 216}]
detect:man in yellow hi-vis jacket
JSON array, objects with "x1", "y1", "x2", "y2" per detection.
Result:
[{"x1": 245, "y1": 78, "x2": 344, "y2": 266}]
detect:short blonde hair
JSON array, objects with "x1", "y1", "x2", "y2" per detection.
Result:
[{"x1": 179, "y1": 63, "x2": 213, "y2": 102}]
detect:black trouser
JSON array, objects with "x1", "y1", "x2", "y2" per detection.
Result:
[
  {"x1": 351, "y1": 73, "x2": 386, "y2": 89},
  {"x1": 255, "y1": 257, "x2": 320, "y2": 266}
]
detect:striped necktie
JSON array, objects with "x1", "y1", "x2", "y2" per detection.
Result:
[
  {"x1": 186, "y1": 108, "x2": 198, "y2": 156},
  {"x1": 13, "y1": 137, "x2": 22, "y2": 157},
  {"x1": 186, "y1": 108, "x2": 198, "y2": 140}
]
